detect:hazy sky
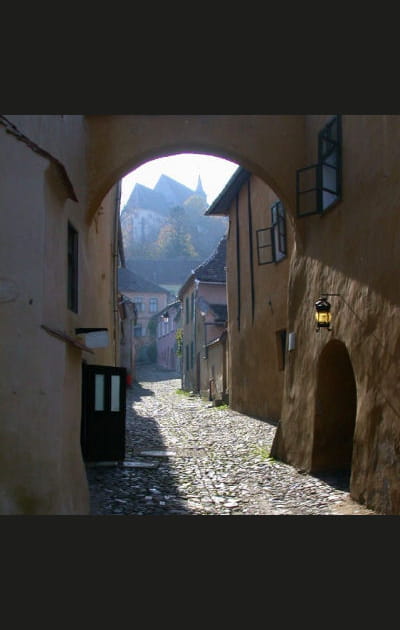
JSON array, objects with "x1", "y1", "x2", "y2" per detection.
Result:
[{"x1": 120, "y1": 153, "x2": 239, "y2": 209}]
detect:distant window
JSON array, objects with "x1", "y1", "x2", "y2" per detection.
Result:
[
  {"x1": 133, "y1": 297, "x2": 145, "y2": 312},
  {"x1": 256, "y1": 200, "x2": 287, "y2": 265},
  {"x1": 191, "y1": 292, "x2": 195, "y2": 320},
  {"x1": 67, "y1": 222, "x2": 78, "y2": 312},
  {"x1": 271, "y1": 201, "x2": 287, "y2": 262},
  {"x1": 149, "y1": 297, "x2": 158, "y2": 313},
  {"x1": 134, "y1": 326, "x2": 142, "y2": 337}
]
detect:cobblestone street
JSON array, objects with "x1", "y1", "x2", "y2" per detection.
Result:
[{"x1": 85, "y1": 363, "x2": 377, "y2": 516}]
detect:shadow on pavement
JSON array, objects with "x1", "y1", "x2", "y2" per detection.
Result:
[
  {"x1": 131, "y1": 382, "x2": 155, "y2": 402},
  {"x1": 311, "y1": 470, "x2": 351, "y2": 492},
  {"x1": 85, "y1": 363, "x2": 191, "y2": 515}
]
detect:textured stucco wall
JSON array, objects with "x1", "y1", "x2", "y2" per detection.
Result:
[
  {"x1": 226, "y1": 175, "x2": 294, "y2": 420},
  {"x1": 271, "y1": 115, "x2": 400, "y2": 514},
  {"x1": 156, "y1": 303, "x2": 180, "y2": 370},
  {"x1": 0, "y1": 116, "x2": 118, "y2": 514},
  {"x1": 206, "y1": 340, "x2": 227, "y2": 402}
]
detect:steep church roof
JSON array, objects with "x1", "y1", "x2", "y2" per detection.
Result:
[
  {"x1": 154, "y1": 174, "x2": 206, "y2": 208},
  {"x1": 122, "y1": 183, "x2": 168, "y2": 215}
]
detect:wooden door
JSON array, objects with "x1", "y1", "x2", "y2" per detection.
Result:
[{"x1": 81, "y1": 364, "x2": 126, "y2": 462}]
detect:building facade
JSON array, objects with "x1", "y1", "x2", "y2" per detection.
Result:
[
  {"x1": 206, "y1": 168, "x2": 294, "y2": 420},
  {"x1": 118, "y1": 267, "x2": 169, "y2": 363},
  {"x1": 0, "y1": 115, "x2": 121, "y2": 514},
  {"x1": 118, "y1": 293, "x2": 138, "y2": 384},
  {"x1": 155, "y1": 300, "x2": 182, "y2": 372},
  {"x1": 178, "y1": 236, "x2": 227, "y2": 397}
]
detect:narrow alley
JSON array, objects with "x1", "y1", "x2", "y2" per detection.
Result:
[{"x1": 85, "y1": 363, "x2": 377, "y2": 516}]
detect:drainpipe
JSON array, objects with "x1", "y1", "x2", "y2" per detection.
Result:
[
  {"x1": 113, "y1": 180, "x2": 122, "y2": 367},
  {"x1": 194, "y1": 278, "x2": 199, "y2": 392}
]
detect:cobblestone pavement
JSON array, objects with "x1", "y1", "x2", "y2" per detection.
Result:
[{"x1": 85, "y1": 363, "x2": 377, "y2": 516}]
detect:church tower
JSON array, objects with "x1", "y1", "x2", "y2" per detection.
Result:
[{"x1": 195, "y1": 175, "x2": 207, "y2": 200}]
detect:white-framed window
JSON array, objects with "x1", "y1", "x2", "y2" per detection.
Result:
[
  {"x1": 133, "y1": 297, "x2": 145, "y2": 312},
  {"x1": 149, "y1": 297, "x2": 158, "y2": 313}
]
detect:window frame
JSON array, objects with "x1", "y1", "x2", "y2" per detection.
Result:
[
  {"x1": 133, "y1": 297, "x2": 145, "y2": 312},
  {"x1": 149, "y1": 297, "x2": 158, "y2": 313},
  {"x1": 296, "y1": 115, "x2": 342, "y2": 218},
  {"x1": 271, "y1": 200, "x2": 287, "y2": 261},
  {"x1": 256, "y1": 200, "x2": 287, "y2": 265}
]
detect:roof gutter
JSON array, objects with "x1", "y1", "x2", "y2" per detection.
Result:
[{"x1": 205, "y1": 167, "x2": 251, "y2": 216}]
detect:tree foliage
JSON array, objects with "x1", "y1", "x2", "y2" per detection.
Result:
[
  {"x1": 175, "y1": 328, "x2": 183, "y2": 357},
  {"x1": 153, "y1": 206, "x2": 199, "y2": 258}
]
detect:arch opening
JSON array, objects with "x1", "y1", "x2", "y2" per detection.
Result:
[
  {"x1": 311, "y1": 340, "x2": 357, "y2": 489},
  {"x1": 119, "y1": 152, "x2": 239, "y2": 211},
  {"x1": 90, "y1": 137, "x2": 295, "y2": 227}
]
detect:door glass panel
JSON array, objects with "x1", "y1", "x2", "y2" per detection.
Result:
[
  {"x1": 111, "y1": 375, "x2": 120, "y2": 412},
  {"x1": 94, "y1": 374, "x2": 105, "y2": 411}
]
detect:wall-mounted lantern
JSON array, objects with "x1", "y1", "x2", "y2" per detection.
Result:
[
  {"x1": 161, "y1": 311, "x2": 169, "y2": 323},
  {"x1": 314, "y1": 296, "x2": 332, "y2": 332}
]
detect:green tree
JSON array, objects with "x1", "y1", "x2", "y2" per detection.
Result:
[
  {"x1": 175, "y1": 328, "x2": 183, "y2": 357},
  {"x1": 155, "y1": 206, "x2": 199, "y2": 258}
]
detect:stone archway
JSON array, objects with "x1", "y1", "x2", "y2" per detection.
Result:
[
  {"x1": 85, "y1": 115, "x2": 306, "y2": 223},
  {"x1": 311, "y1": 339, "x2": 357, "y2": 477}
]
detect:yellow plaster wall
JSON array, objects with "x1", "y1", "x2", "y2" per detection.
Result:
[
  {"x1": 0, "y1": 116, "x2": 118, "y2": 514},
  {"x1": 226, "y1": 175, "x2": 294, "y2": 420},
  {"x1": 271, "y1": 116, "x2": 400, "y2": 514}
]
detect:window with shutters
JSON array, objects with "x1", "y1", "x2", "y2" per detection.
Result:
[
  {"x1": 256, "y1": 200, "x2": 287, "y2": 265},
  {"x1": 296, "y1": 115, "x2": 342, "y2": 217}
]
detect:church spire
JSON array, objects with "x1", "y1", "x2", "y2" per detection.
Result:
[{"x1": 195, "y1": 174, "x2": 206, "y2": 198}]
